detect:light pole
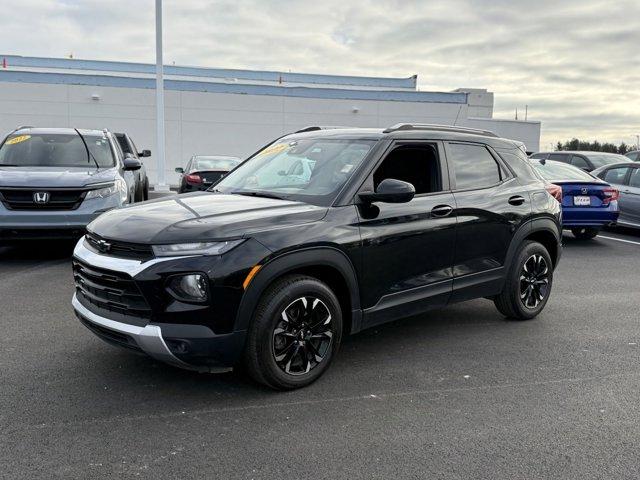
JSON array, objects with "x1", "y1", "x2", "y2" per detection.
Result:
[{"x1": 154, "y1": 0, "x2": 168, "y2": 191}]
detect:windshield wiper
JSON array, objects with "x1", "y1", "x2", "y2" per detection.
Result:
[
  {"x1": 74, "y1": 128, "x2": 100, "y2": 170},
  {"x1": 233, "y1": 190, "x2": 287, "y2": 200}
]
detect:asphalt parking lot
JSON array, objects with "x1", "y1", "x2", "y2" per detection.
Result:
[{"x1": 2, "y1": 229, "x2": 640, "y2": 479}]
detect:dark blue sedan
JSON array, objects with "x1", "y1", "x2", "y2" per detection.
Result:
[{"x1": 529, "y1": 159, "x2": 619, "y2": 239}]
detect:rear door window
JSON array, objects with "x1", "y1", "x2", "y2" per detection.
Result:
[
  {"x1": 548, "y1": 153, "x2": 571, "y2": 163},
  {"x1": 448, "y1": 143, "x2": 503, "y2": 190},
  {"x1": 602, "y1": 167, "x2": 630, "y2": 185},
  {"x1": 629, "y1": 169, "x2": 640, "y2": 188},
  {"x1": 570, "y1": 155, "x2": 590, "y2": 170}
]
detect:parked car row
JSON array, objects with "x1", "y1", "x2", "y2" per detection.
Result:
[
  {"x1": 0, "y1": 127, "x2": 149, "y2": 241},
  {"x1": 530, "y1": 150, "x2": 632, "y2": 172},
  {"x1": 528, "y1": 158, "x2": 619, "y2": 239},
  {"x1": 528, "y1": 149, "x2": 640, "y2": 236}
]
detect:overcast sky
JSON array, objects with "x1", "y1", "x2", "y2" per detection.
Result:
[{"x1": 3, "y1": 0, "x2": 640, "y2": 149}]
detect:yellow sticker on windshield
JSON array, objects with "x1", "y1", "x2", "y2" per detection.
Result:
[
  {"x1": 256, "y1": 143, "x2": 288, "y2": 157},
  {"x1": 6, "y1": 135, "x2": 30, "y2": 145}
]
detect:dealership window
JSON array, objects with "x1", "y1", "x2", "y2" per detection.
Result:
[
  {"x1": 372, "y1": 144, "x2": 441, "y2": 195},
  {"x1": 448, "y1": 143, "x2": 502, "y2": 190}
]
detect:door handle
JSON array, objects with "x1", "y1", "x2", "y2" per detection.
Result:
[
  {"x1": 508, "y1": 195, "x2": 526, "y2": 206},
  {"x1": 431, "y1": 205, "x2": 453, "y2": 217}
]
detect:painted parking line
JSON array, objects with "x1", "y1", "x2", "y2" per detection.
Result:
[{"x1": 599, "y1": 235, "x2": 640, "y2": 246}]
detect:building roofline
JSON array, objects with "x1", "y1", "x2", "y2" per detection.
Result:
[
  {"x1": 468, "y1": 116, "x2": 541, "y2": 125},
  {"x1": 0, "y1": 70, "x2": 468, "y2": 104},
  {"x1": 0, "y1": 54, "x2": 418, "y2": 90}
]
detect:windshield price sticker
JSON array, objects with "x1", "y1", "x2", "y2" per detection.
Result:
[
  {"x1": 256, "y1": 143, "x2": 288, "y2": 157},
  {"x1": 6, "y1": 135, "x2": 31, "y2": 145}
]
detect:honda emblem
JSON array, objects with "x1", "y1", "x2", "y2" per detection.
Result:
[{"x1": 33, "y1": 192, "x2": 50, "y2": 204}]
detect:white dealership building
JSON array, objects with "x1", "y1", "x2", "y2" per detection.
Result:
[{"x1": 0, "y1": 55, "x2": 540, "y2": 186}]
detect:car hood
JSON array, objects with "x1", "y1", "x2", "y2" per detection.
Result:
[
  {"x1": 0, "y1": 166, "x2": 118, "y2": 188},
  {"x1": 88, "y1": 192, "x2": 328, "y2": 244}
]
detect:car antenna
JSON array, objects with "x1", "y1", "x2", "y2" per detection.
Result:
[{"x1": 74, "y1": 128, "x2": 100, "y2": 170}]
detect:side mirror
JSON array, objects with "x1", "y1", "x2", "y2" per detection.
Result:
[
  {"x1": 359, "y1": 178, "x2": 415, "y2": 204},
  {"x1": 123, "y1": 156, "x2": 142, "y2": 171},
  {"x1": 139, "y1": 149, "x2": 151, "y2": 157},
  {"x1": 175, "y1": 167, "x2": 184, "y2": 174}
]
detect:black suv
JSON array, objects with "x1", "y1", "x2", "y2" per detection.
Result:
[{"x1": 72, "y1": 124, "x2": 562, "y2": 390}]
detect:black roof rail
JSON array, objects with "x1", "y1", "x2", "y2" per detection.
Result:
[
  {"x1": 294, "y1": 126, "x2": 350, "y2": 133},
  {"x1": 383, "y1": 123, "x2": 499, "y2": 137}
]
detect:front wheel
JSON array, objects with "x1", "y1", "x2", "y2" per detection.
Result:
[
  {"x1": 494, "y1": 241, "x2": 553, "y2": 320},
  {"x1": 571, "y1": 227, "x2": 599, "y2": 240},
  {"x1": 243, "y1": 275, "x2": 343, "y2": 390}
]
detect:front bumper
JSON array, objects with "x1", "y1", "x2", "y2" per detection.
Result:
[
  {"x1": 73, "y1": 293, "x2": 240, "y2": 373},
  {"x1": 71, "y1": 238, "x2": 252, "y2": 371},
  {"x1": 73, "y1": 293, "x2": 203, "y2": 370}
]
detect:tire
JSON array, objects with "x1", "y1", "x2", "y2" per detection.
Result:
[
  {"x1": 571, "y1": 227, "x2": 599, "y2": 240},
  {"x1": 134, "y1": 181, "x2": 144, "y2": 202},
  {"x1": 494, "y1": 241, "x2": 553, "y2": 320},
  {"x1": 143, "y1": 179, "x2": 149, "y2": 201},
  {"x1": 243, "y1": 274, "x2": 343, "y2": 390}
]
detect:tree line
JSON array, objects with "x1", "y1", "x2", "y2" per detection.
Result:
[{"x1": 555, "y1": 138, "x2": 636, "y2": 154}]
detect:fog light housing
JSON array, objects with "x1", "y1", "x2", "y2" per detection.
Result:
[{"x1": 166, "y1": 273, "x2": 209, "y2": 303}]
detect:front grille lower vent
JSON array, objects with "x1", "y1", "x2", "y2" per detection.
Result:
[{"x1": 73, "y1": 259, "x2": 152, "y2": 319}]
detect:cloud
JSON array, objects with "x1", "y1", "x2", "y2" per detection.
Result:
[{"x1": 1, "y1": 0, "x2": 639, "y2": 147}]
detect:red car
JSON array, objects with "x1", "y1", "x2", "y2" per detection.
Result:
[{"x1": 176, "y1": 155, "x2": 240, "y2": 193}]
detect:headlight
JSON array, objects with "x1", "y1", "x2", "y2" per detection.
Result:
[
  {"x1": 152, "y1": 239, "x2": 245, "y2": 257},
  {"x1": 85, "y1": 179, "x2": 127, "y2": 201}
]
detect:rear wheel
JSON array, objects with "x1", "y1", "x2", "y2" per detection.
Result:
[
  {"x1": 494, "y1": 241, "x2": 553, "y2": 320},
  {"x1": 244, "y1": 275, "x2": 342, "y2": 390},
  {"x1": 571, "y1": 227, "x2": 599, "y2": 240}
]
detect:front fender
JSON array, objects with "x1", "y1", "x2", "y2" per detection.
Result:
[{"x1": 234, "y1": 246, "x2": 362, "y2": 332}]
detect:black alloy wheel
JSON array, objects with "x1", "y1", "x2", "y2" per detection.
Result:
[
  {"x1": 243, "y1": 275, "x2": 342, "y2": 390},
  {"x1": 494, "y1": 240, "x2": 553, "y2": 320},
  {"x1": 519, "y1": 254, "x2": 550, "y2": 309},
  {"x1": 273, "y1": 296, "x2": 333, "y2": 376}
]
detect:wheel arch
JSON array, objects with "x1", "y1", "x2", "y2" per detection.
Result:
[
  {"x1": 235, "y1": 247, "x2": 362, "y2": 335},
  {"x1": 505, "y1": 217, "x2": 562, "y2": 272}
]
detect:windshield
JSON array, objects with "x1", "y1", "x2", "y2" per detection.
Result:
[
  {"x1": 531, "y1": 160, "x2": 597, "y2": 182},
  {"x1": 0, "y1": 133, "x2": 115, "y2": 168},
  {"x1": 192, "y1": 157, "x2": 240, "y2": 172},
  {"x1": 214, "y1": 138, "x2": 376, "y2": 206},
  {"x1": 585, "y1": 154, "x2": 631, "y2": 168}
]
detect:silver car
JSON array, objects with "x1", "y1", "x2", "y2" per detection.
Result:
[
  {"x1": 592, "y1": 162, "x2": 640, "y2": 228},
  {"x1": 0, "y1": 126, "x2": 141, "y2": 241}
]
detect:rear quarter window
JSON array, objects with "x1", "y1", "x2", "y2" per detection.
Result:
[{"x1": 497, "y1": 149, "x2": 541, "y2": 181}]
